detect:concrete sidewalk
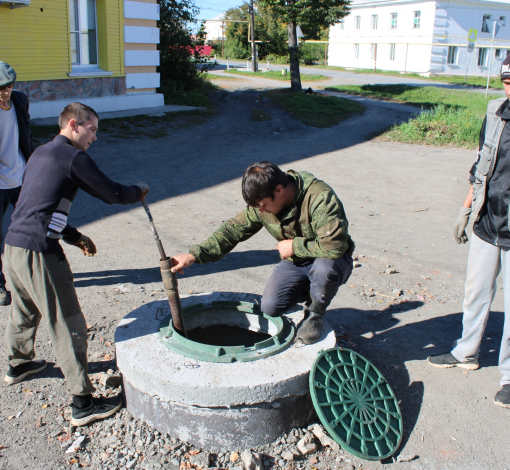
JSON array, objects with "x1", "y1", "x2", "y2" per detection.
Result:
[{"x1": 31, "y1": 104, "x2": 205, "y2": 126}]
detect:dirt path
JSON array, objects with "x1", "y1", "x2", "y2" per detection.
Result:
[{"x1": 0, "y1": 87, "x2": 508, "y2": 470}]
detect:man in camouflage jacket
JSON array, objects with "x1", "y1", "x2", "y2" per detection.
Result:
[{"x1": 172, "y1": 161, "x2": 354, "y2": 344}]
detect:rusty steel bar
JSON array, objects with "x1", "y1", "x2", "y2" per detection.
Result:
[{"x1": 141, "y1": 199, "x2": 188, "y2": 338}]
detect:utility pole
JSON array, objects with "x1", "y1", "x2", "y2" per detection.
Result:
[
  {"x1": 221, "y1": 21, "x2": 225, "y2": 57},
  {"x1": 486, "y1": 20, "x2": 500, "y2": 98},
  {"x1": 249, "y1": 0, "x2": 257, "y2": 72}
]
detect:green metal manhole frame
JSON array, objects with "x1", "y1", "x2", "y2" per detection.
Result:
[
  {"x1": 309, "y1": 347, "x2": 403, "y2": 461},
  {"x1": 158, "y1": 300, "x2": 295, "y2": 363}
]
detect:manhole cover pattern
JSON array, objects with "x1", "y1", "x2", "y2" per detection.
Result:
[{"x1": 310, "y1": 348, "x2": 403, "y2": 461}]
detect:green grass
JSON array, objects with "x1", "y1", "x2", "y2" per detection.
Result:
[
  {"x1": 251, "y1": 109, "x2": 272, "y2": 121},
  {"x1": 224, "y1": 69, "x2": 331, "y2": 82},
  {"x1": 305, "y1": 64, "x2": 504, "y2": 89},
  {"x1": 268, "y1": 89, "x2": 364, "y2": 128},
  {"x1": 206, "y1": 74, "x2": 247, "y2": 81},
  {"x1": 324, "y1": 84, "x2": 501, "y2": 148},
  {"x1": 159, "y1": 77, "x2": 218, "y2": 108}
]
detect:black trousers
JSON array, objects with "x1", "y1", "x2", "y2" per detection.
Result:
[
  {"x1": 0, "y1": 186, "x2": 22, "y2": 287},
  {"x1": 261, "y1": 253, "x2": 353, "y2": 317}
]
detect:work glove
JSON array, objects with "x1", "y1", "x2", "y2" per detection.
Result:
[
  {"x1": 74, "y1": 235, "x2": 97, "y2": 257},
  {"x1": 453, "y1": 207, "x2": 471, "y2": 244},
  {"x1": 133, "y1": 181, "x2": 149, "y2": 201}
]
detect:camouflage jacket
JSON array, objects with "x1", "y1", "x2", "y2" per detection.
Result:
[{"x1": 189, "y1": 170, "x2": 355, "y2": 264}]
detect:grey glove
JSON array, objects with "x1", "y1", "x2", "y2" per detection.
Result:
[
  {"x1": 133, "y1": 181, "x2": 149, "y2": 200},
  {"x1": 454, "y1": 207, "x2": 471, "y2": 244}
]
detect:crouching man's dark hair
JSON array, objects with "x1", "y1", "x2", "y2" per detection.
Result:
[
  {"x1": 59, "y1": 102, "x2": 99, "y2": 130},
  {"x1": 242, "y1": 161, "x2": 289, "y2": 207}
]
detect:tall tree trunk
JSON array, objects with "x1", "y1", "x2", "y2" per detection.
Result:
[{"x1": 287, "y1": 21, "x2": 302, "y2": 92}]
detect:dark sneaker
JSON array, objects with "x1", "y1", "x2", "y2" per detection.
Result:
[
  {"x1": 427, "y1": 352, "x2": 479, "y2": 370},
  {"x1": 71, "y1": 396, "x2": 123, "y2": 426},
  {"x1": 295, "y1": 312, "x2": 323, "y2": 345},
  {"x1": 0, "y1": 286, "x2": 11, "y2": 306},
  {"x1": 494, "y1": 385, "x2": 510, "y2": 408},
  {"x1": 5, "y1": 360, "x2": 47, "y2": 384}
]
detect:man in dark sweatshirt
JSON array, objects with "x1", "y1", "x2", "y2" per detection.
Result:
[{"x1": 3, "y1": 102, "x2": 149, "y2": 426}]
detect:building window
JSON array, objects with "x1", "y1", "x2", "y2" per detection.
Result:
[
  {"x1": 340, "y1": 19, "x2": 344, "y2": 30},
  {"x1": 496, "y1": 49, "x2": 504, "y2": 59},
  {"x1": 370, "y1": 44, "x2": 376, "y2": 60},
  {"x1": 413, "y1": 11, "x2": 421, "y2": 29},
  {"x1": 391, "y1": 13, "x2": 397, "y2": 29},
  {"x1": 482, "y1": 15, "x2": 492, "y2": 33},
  {"x1": 447, "y1": 46, "x2": 458, "y2": 65},
  {"x1": 500, "y1": 16, "x2": 506, "y2": 26},
  {"x1": 478, "y1": 48, "x2": 488, "y2": 66},
  {"x1": 371, "y1": 15, "x2": 378, "y2": 29},
  {"x1": 354, "y1": 43, "x2": 359, "y2": 59},
  {"x1": 355, "y1": 16, "x2": 361, "y2": 29},
  {"x1": 69, "y1": 0, "x2": 98, "y2": 66},
  {"x1": 389, "y1": 43, "x2": 396, "y2": 60}
]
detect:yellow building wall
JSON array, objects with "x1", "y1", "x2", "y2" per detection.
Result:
[{"x1": 0, "y1": 0, "x2": 124, "y2": 81}]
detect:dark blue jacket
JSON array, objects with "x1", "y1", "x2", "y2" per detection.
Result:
[{"x1": 11, "y1": 90, "x2": 35, "y2": 162}]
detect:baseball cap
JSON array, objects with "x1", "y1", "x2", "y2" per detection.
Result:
[{"x1": 501, "y1": 54, "x2": 510, "y2": 81}]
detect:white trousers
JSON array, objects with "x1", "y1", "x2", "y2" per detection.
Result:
[{"x1": 452, "y1": 233, "x2": 510, "y2": 386}]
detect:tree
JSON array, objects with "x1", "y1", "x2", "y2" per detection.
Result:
[
  {"x1": 158, "y1": 0, "x2": 209, "y2": 91},
  {"x1": 259, "y1": 0, "x2": 350, "y2": 91}
]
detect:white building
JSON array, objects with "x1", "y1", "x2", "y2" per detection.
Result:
[
  {"x1": 328, "y1": 0, "x2": 510, "y2": 77},
  {"x1": 204, "y1": 14, "x2": 225, "y2": 42}
]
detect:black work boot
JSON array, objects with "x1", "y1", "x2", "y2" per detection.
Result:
[
  {"x1": 296, "y1": 297, "x2": 326, "y2": 345},
  {"x1": 71, "y1": 395, "x2": 123, "y2": 426},
  {"x1": 494, "y1": 384, "x2": 510, "y2": 408}
]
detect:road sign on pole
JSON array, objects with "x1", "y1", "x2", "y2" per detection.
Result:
[
  {"x1": 467, "y1": 42, "x2": 475, "y2": 53},
  {"x1": 468, "y1": 29, "x2": 478, "y2": 42}
]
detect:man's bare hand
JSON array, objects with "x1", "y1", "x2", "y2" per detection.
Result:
[
  {"x1": 74, "y1": 235, "x2": 97, "y2": 257},
  {"x1": 276, "y1": 239, "x2": 294, "y2": 260},
  {"x1": 171, "y1": 254, "x2": 196, "y2": 274}
]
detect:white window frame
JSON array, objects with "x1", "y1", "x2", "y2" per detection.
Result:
[
  {"x1": 482, "y1": 14, "x2": 492, "y2": 33},
  {"x1": 355, "y1": 16, "x2": 361, "y2": 29},
  {"x1": 371, "y1": 15, "x2": 378, "y2": 30},
  {"x1": 478, "y1": 47, "x2": 488, "y2": 66},
  {"x1": 413, "y1": 11, "x2": 421, "y2": 29},
  {"x1": 495, "y1": 49, "x2": 504, "y2": 59},
  {"x1": 447, "y1": 46, "x2": 458, "y2": 65},
  {"x1": 370, "y1": 43, "x2": 376, "y2": 60},
  {"x1": 389, "y1": 43, "x2": 396, "y2": 61},
  {"x1": 390, "y1": 13, "x2": 397, "y2": 30},
  {"x1": 69, "y1": 0, "x2": 99, "y2": 68},
  {"x1": 354, "y1": 43, "x2": 360, "y2": 59}
]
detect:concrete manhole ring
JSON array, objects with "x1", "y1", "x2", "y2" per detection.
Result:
[{"x1": 115, "y1": 292, "x2": 336, "y2": 450}]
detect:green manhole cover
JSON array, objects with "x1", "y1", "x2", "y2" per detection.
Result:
[
  {"x1": 159, "y1": 300, "x2": 295, "y2": 363},
  {"x1": 310, "y1": 348, "x2": 403, "y2": 461}
]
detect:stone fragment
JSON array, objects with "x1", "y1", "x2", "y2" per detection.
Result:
[
  {"x1": 100, "y1": 373, "x2": 122, "y2": 388},
  {"x1": 353, "y1": 262, "x2": 362, "y2": 268},
  {"x1": 393, "y1": 289, "x2": 402, "y2": 296},
  {"x1": 49, "y1": 430, "x2": 63, "y2": 438},
  {"x1": 311, "y1": 424, "x2": 340, "y2": 452},
  {"x1": 171, "y1": 459, "x2": 180, "y2": 466},
  {"x1": 287, "y1": 434, "x2": 298, "y2": 444},
  {"x1": 190, "y1": 451, "x2": 210, "y2": 468},
  {"x1": 135, "y1": 439, "x2": 144, "y2": 448},
  {"x1": 386, "y1": 268, "x2": 397, "y2": 274},
  {"x1": 281, "y1": 452, "x2": 295, "y2": 461},
  {"x1": 297, "y1": 436, "x2": 318, "y2": 456},
  {"x1": 100, "y1": 435, "x2": 119, "y2": 448},
  {"x1": 230, "y1": 452, "x2": 239, "y2": 462},
  {"x1": 397, "y1": 454, "x2": 418, "y2": 462},
  {"x1": 240, "y1": 450, "x2": 262, "y2": 470},
  {"x1": 126, "y1": 458, "x2": 138, "y2": 469}
]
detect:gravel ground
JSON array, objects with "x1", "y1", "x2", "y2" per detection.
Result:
[{"x1": 0, "y1": 83, "x2": 509, "y2": 470}]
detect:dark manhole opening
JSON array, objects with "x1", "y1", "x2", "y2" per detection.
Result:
[{"x1": 188, "y1": 324, "x2": 271, "y2": 347}]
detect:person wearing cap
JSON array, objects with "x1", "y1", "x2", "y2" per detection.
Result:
[
  {"x1": 427, "y1": 55, "x2": 510, "y2": 409},
  {"x1": 0, "y1": 62, "x2": 34, "y2": 306},
  {"x1": 3, "y1": 101, "x2": 149, "y2": 426}
]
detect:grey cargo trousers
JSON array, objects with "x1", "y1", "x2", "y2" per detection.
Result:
[
  {"x1": 4, "y1": 245, "x2": 95, "y2": 396},
  {"x1": 451, "y1": 233, "x2": 510, "y2": 386}
]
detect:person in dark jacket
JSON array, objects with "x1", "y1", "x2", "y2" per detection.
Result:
[
  {"x1": 0, "y1": 62, "x2": 34, "y2": 306},
  {"x1": 427, "y1": 55, "x2": 510, "y2": 409},
  {"x1": 3, "y1": 102, "x2": 149, "y2": 426}
]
